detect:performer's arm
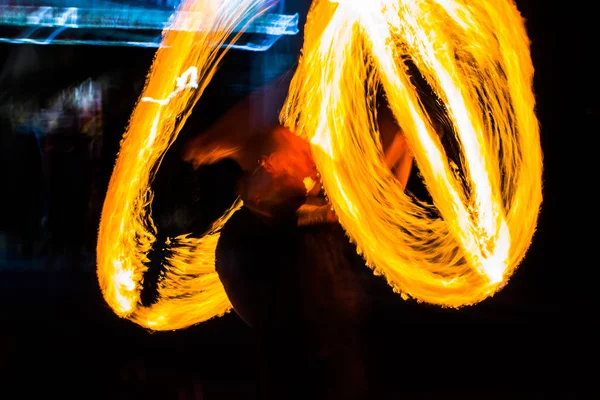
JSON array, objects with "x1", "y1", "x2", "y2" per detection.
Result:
[
  {"x1": 297, "y1": 203, "x2": 338, "y2": 226},
  {"x1": 384, "y1": 131, "x2": 413, "y2": 190},
  {"x1": 182, "y1": 69, "x2": 294, "y2": 170},
  {"x1": 378, "y1": 100, "x2": 414, "y2": 190}
]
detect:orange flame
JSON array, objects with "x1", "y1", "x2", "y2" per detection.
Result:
[
  {"x1": 96, "y1": 0, "x2": 274, "y2": 330},
  {"x1": 97, "y1": 0, "x2": 542, "y2": 330},
  {"x1": 281, "y1": 0, "x2": 542, "y2": 306}
]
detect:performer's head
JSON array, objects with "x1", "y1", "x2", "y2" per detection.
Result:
[{"x1": 237, "y1": 160, "x2": 308, "y2": 220}]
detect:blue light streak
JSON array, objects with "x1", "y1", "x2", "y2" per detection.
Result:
[{"x1": 0, "y1": 4, "x2": 299, "y2": 51}]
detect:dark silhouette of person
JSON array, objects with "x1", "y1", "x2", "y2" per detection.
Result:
[{"x1": 182, "y1": 70, "x2": 413, "y2": 399}]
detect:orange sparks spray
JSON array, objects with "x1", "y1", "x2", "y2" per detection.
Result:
[{"x1": 97, "y1": 0, "x2": 543, "y2": 330}]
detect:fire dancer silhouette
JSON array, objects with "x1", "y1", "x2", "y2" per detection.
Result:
[{"x1": 182, "y1": 69, "x2": 413, "y2": 399}]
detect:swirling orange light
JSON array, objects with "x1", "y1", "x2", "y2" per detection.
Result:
[
  {"x1": 96, "y1": 0, "x2": 272, "y2": 330},
  {"x1": 97, "y1": 0, "x2": 542, "y2": 330},
  {"x1": 281, "y1": 0, "x2": 543, "y2": 306}
]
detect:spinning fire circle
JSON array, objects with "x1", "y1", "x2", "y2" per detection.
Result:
[{"x1": 97, "y1": 0, "x2": 543, "y2": 330}]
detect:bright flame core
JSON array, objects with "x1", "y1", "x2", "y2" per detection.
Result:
[
  {"x1": 97, "y1": 0, "x2": 543, "y2": 330},
  {"x1": 281, "y1": 0, "x2": 542, "y2": 306},
  {"x1": 97, "y1": 0, "x2": 274, "y2": 330}
]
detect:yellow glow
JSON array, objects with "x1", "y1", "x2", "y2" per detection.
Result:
[
  {"x1": 97, "y1": 0, "x2": 543, "y2": 331},
  {"x1": 281, "y1": 0, "x2": 542, "y2": 306},
  {"x1": 96, "y1": 0, "x2": 272, "y2": 331}
]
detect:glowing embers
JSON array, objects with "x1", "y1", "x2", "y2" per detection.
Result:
[{"x1": 0, "y1": 5, "x2": 299, "y2": 51}]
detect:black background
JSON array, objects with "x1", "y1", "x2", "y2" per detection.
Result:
[{"x1": 0, "y1": 0, "x2": 592, "y2": 397}]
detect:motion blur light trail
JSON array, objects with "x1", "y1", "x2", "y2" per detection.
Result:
[
  {"x1": 0, "y1": 4, "x2": 299, "y2": 51},
  {"x1": 97, "y1": 0, "x2": 543, "y2": 330},
  {"x1": 97, "y1": 0, "x2": 275, "y2": 331},
  {"x1": 281, "y1": 0, "x2": 542, "y2": 306}
]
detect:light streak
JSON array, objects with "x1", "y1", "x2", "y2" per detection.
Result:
[
  {"x1": 97, "y1": 0, "x2": 276, "y2": 331},
  {"x1": 281, "y1": 0, "x2": 542, "y2": 306},
  {"x1": 0, "y1": 37, "x2": 288, "y2": 52},
  {"x1": 0, "y1": 5, "x2": 298, "y2": 51},
  {"x1": 97, "y1": 0, "x2": 543, "y2": 330},
  {"x1": 0, "y1": 5, "x2": 298, "y2": 35},
  {"x1": 141, "y1": 66, "x2": 199, "y2": 106}
]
